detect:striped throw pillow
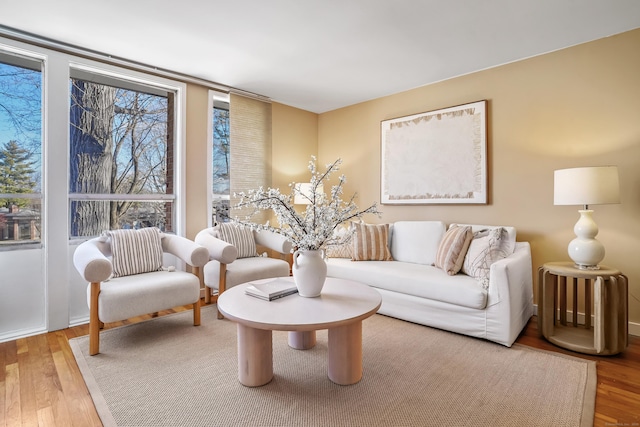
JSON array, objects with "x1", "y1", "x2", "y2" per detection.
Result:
[
  {"x1": 218, "y1": 223, "x2": 257, "y2": 258},
  {"x1": 351, "y1": 223, "x2": 393, "y2": 261},
  {"x1": 435, "y1": 225, "x2": 473, "y2": 275},
  {"x1": 107, "y1": 227, "x2": 164, "y2": 278}
]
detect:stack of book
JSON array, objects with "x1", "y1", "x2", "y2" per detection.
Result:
[{"x1": 245, "y1": 278, "x2": 299, "y2": 301}]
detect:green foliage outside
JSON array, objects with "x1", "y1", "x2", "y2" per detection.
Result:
[{"x1": 0, "y1": 140, "x2": 36, "y2": 208}]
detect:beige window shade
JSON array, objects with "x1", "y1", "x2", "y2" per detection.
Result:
[{"x1": 229, "y1": 93, "x2": 272, "y2": 224}]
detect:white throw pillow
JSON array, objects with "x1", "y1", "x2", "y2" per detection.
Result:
[
  {"x1": 462, "y1": 227, "x2": 514, "y2": 289},
  {"x1": 324, "y1": 225, "x2": 353, "y2": 258},
  {"x1": 390, "y1": 221, "x2": 446, "y2": 265},
  {"x1": 106, "y1": 227, "x2": 164, "y2": 278}
]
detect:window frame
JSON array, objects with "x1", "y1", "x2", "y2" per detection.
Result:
[
  {"x1": 208, "y1": 90, "x2": 230, "y2": 227},
  {"x1": 67, "y1": 62, "x2": 187, "y2": 239},
  {"x1": 0, "y1": 45, "x2": 45, "y2": 250}
]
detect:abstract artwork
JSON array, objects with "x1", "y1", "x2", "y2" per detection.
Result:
[{"x1": 381, "y1": 100, "x2": 487, "y2": 204}]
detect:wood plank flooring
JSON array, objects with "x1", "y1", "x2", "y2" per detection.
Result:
[{"x1": 1, "y1": 303, "x2": 639, "y2": 426}]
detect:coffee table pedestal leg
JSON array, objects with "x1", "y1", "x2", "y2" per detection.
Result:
[
  {"x1": 288, "y1": 331, "x2": 317, "y2": 350},
  {"x1": 237, "y1": 324, "x2": 273, "y2": 387},
  {"x1": 328, "y1": 321, "x2": 362, "y2": 385}
]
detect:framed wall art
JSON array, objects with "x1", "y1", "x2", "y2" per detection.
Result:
[{"x1": 380, "y1": 100, "x2": 487, "y2": 204}]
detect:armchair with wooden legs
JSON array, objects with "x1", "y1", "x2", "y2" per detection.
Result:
[
  {"x1": 73, "y1": 230, "x2": 209, "y2": 355},
  {"x1": 195, "y1": 226, "x2": 293, "y2": 318}
]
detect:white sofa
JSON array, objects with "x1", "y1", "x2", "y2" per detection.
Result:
[{"x1": 326, "y1": 221, "x2": 534, "y2": 347}]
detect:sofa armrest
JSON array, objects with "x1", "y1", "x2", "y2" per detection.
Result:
[
  {"x1": 254, "y1": 229, "x2": 293, "y2": 255},
  {"x1": 195, "y1": 228, "x2": 238, "y2": 264},
  {"x1": 161, "y1": 234, "x2": 209, "y2": 267},
  {"x1": 73, "y1": 239, "x2": 113, "y2": 283},
  {"x1": 486, "y1": 242, "x2": 533, "y2": 308}
]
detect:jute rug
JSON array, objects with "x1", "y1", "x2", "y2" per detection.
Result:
[{"x1": 70, "y1": 306, "x2": 596, "y2": 427}]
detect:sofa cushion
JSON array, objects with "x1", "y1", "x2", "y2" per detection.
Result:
[
  {"x1": 352, "y1": 223, "x2": 393, "y2": 261},
  {"x1": 106, "y1": 227, "x2": 164, "y2": 278},
  {"x1": 91, "y1": 270, "x2": 200, "y2": 323},
  {"x1": 217, "y1": 223, "x2": 258, "y2": 258},
  {"x1": 327, "y1": 258, "x2": 486, "y2": 309},
  {"x1": 462, "y1": 227, "x2": 514, "y2": 289},
  {"x1": 389, "y1": 221, "x2": 446, "y2": 265},
  {"x1": 435, "y1": 225, "x2": 473, "y2": 275}
]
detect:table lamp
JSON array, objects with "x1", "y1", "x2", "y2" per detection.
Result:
[
  {"x1": 294, "y1": 183, "x2": 324, "y2": 205},
  {"x1": 553, "y1": 166, "x2": 620, "y2": 270}
]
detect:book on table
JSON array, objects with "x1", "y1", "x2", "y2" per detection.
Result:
[{"x1": 245, "y1": 278, "x2": 299, "y2": 301}]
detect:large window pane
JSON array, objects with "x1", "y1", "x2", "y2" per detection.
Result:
[
  {"x1": 69, "y1": 76, "x2": 174, "y2": 237},
  {"x1": 0, "y1": 59, "x2": 42, "y2": 247}
]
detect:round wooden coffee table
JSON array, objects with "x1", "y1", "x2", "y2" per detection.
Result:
[{"x1": 217, "y1": 277, "x2": 381, "y2": 387}]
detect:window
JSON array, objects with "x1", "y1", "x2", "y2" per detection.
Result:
[
  {"x1": 69, "y1": 69, "x2": 175, "y2": 237},
  {"x1": 212, "y1": 94, "x2": 230, "y2": 223},
  {"x1": 0, "y1": 54, "x2": 43, "y2": 247}
]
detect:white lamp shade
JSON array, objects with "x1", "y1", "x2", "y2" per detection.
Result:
[
  {"x1": 554, "y1": 166, "x2": 620, "y2": 206},
  {"x1": 294, "y1": 183, "x2": 324, "y2": 205}
]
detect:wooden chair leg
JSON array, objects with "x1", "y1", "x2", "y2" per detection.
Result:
[
  {"x1": 191, "y1": 266, "x2": 202, "y2": 325},
  {"x1": 195, "y1": 265, "x2": 210, "y2": 304},
  {"x1": 193, "y1": 298, "x2": 201, "y2": 326},
  {"x1": 217, "y1": 264, "x2": 227, "y2": 319},
  {"x1": 89, "y1": 282, "x2": 101, "y2": 356}
]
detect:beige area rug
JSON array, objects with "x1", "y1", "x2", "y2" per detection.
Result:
[{"x1": 70, "y1": 306, "x2": 596, "y2": 427}]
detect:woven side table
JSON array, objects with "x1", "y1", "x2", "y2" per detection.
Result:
[{"x1": 538, "y1": 261, "x2": 628, "y2": 355}]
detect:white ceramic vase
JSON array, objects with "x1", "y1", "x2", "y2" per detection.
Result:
[{"x1": 292, "y1": 249, "x2": 327, "y2": 297}]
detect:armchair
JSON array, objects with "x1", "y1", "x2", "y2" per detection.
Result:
[
  {"x1": 195, "y1": 225, "x2": 293, "y2": 318},
  {"x1": 73, "y1": 228, "x2": 209, "y2": 355}
]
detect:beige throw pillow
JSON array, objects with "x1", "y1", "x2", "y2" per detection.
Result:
[
  {"x1": 435, "y1": 225, "x2": 473, "y2": 275},
  {"x1": 218, "y1": 223, "x2": 258, "y2": 258},
  {"x1": 351, "y1": 223, "x2": 393, "y2": 261},
  {"x1": 107, "y1": 227, "x2": 164, "y2": 278}
]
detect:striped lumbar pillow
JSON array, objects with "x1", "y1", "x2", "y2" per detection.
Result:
[
  {"x1": 435, "y1": 225, "x2": 473, "y2": 275},
  {"x1": 218, "y1": 223, "x2": 258, "y2": 258},
  {"x1": 351, "y1": 223, "x2": 393, "y2": 261},
  {"x1": 107, "y1": 227, "x2": 164, "y2": 278}
]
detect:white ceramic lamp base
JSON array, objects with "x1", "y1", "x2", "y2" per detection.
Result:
[{"x1": 568, "y1": 209, "x2": 604, "y2": 270}]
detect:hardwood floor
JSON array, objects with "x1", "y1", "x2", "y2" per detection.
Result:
[{"x1": 1, "y1": 304, "x2": 639, "y2": 426}]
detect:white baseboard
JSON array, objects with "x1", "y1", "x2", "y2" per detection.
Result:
[
  {"x1": 532, "y1": 304, "x2": 639, "y2": 337},
  {"x1": 0, "y1": 326, "x2": 48, "y2": 344}
]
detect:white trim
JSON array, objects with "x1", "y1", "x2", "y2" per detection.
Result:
[
  {"x1": 69, "y1": 62, "x2": 175, "y2": 96},
  {"x1": 174, "y1": 83, "x2": 187, "y2": 239},
  {"x1": 207, "y1": 92, "x2": 215, "y2": 228}
]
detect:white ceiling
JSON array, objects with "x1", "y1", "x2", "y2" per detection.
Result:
[{"x1": 2, "y1": 0, "x2": 640, "y2": 113}]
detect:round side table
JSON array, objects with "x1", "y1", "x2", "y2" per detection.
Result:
[{"x1": 537, "y1": 262, "x2": 628, "y2": 355}]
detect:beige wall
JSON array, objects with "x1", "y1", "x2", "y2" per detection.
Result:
[
  {"x1": 313, "y1": 29, "x2": 640, "y2": 324},
  {"x1": 271, "y1": 103, "x2": 318, "y2": 191}
]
